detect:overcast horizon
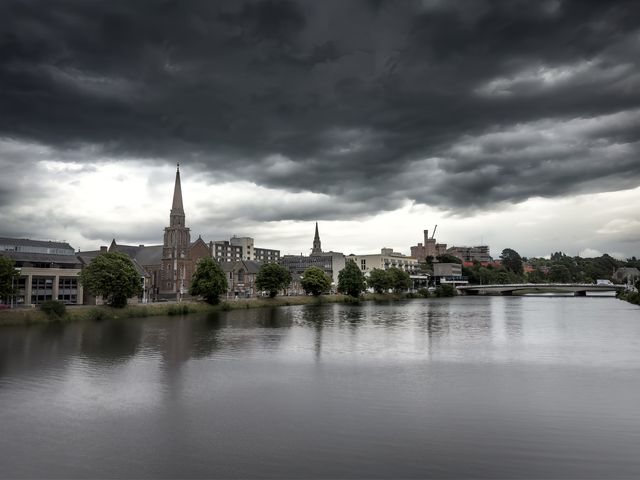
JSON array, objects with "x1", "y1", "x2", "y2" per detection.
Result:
[{"x1": 1, "y1": 0, "x2": 639, "y2": 259}]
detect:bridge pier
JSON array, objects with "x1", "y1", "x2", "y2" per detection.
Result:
[
  {"x1": 501, "y1": 290, "x2": 514, "y2": 296},
  {"x1": 574, "y1": 291, "x2": 587, "y2": 297}
]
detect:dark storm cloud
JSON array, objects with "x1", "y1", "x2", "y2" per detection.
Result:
[{"x1": 2, "y1": 0, "x2": 640, "y2": 217}]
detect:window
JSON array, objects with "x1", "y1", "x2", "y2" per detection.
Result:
[
  {"x1": 58, "y1": 277, "x2": 78, "y2": 304},
  {"x1": 31, "y1": 276, "x2": 54, "y2": 304},
  {"x1": 360, "y1": 259, "x2": 366, "y2": 270}
]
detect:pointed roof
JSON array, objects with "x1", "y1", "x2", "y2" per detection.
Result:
[
  {"x1": 314, "y1": 222, "x2": 320, "y2": 241},
  {"x1": 171, "y1": 163, "x2": 184, "y2": 215}
]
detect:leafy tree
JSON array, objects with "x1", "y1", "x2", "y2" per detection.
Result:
[
  {"x1": 436, "y1": 254, "x2": 462, "y2": 264},
  {"x1": 337, "y1": 260, "x2": 366, "y2": 297},
  {"x1": 190, "y1": 257, "x2": 228, "y2": 304},
  {"x1": 256, "y1": 262, "x2": 292, "y2": 298},
  {"x1": 0, "y1": 256, "x2": 20, "y2": 304},
  {"x1": 301, "y1": 266, "x2": 331, "y2": 296},
  {"x1": 549, "y1": 264, "x2": 572, "y2": 283},
  {"x1": 387, "y1": 267, "x2": 412, "y2": 292},
  {"x1": 367, "y1": 268, "x2": 392, "y2": 293},
  {"x1": 526, "y1": 269, "x2": 547, "y2": 284},
  {"x1": 500, "y1": 248, "x2": 524, "y2": 275},
  {"x1": 79, "y1": 252, "x2": 142, "y2": 308}
]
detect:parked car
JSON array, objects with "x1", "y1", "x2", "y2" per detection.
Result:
[{"x1": 596, "y1": 279, "x2": 614, "y2": 286}]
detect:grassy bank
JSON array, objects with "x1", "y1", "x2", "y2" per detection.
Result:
[
  {"x1": 0, "y1": 291, "x2": 457, "y2": 327},
  {"x1": 0, "y1": 294, "x2": 358, "y2": 326}
]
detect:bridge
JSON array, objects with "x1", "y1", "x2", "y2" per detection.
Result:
[{"x1": 457, "y1": 283, "x2": 625, "y2": 296}]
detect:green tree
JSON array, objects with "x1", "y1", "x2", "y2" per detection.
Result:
[
  {"x1": 367, "y1": 268, "x2": 392, "y2": 293},
  {"x1": 190, "y1": 257, "x2": 228, "y2": 304},
  {"x1": 79, "y1": 252, "x2": 142, "y2": 308},
  {"x1": 549, "y1": 264, "x2": 572, "y2": 283},
  {"x1": 256, "y1": 262, "x2": 292, "y2": 298},
  {"x1": 526, "y1": 269, "x2": 547, "y2": 284},
  {"x1": 301, "y1": 266, "x2": 331, "y2": 296},
  {"x1": 0, "y1": 256, "x2": 20, "y2": 304},
  {"x1": 337, "y1": 260, "x2": 366, "y2": 297},
  {"x1": 500, "y1": 248, "x2": 524, "y2": 275},
  {"x1": 436, "y1": 254, "x2": 462, "y2": 264},
  {"x1": 388, "y1": 267, "x2": 412, "y2": 292}
]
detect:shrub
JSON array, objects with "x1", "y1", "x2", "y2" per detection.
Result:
[
  {"x1": 418, "y1": 288, "x2": 431, "y2": 298},
  {"x1": 86, "y1": 308, "x2": 109, "y2": 321},
  {"x1": 435, "y1": 284, "x2": 457, "y2": 297},
  {"x1": 39, "y1": 300, "x2": 66, "y2": 318}
]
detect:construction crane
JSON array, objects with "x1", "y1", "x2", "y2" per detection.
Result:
[{"x1": 431, "y1": 225, "x2": 437, "y2": 239}]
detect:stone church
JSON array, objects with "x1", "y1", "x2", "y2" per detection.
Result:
[
  {"x1": 159, "y1": 164, "x2": 211, "y2": 296},
  {"x1": 87, "y1": 165, "x2": 211, "y2": 300}
]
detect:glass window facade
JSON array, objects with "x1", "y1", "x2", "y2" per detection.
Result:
[
  {"x1": 58, "y1": 277, "x2": 78, "y2": 304},
  {"x1": 31, "y1": 276, "x2": 54, "y2": 304}
]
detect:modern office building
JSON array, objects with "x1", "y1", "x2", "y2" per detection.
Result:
[
  {"x1": 214, "y1": 236, "x2": 280, "y2": 263},
  {"x1": 0, "y1": 237, "x2": 84, "y2": 306},
  {"x1": 432, "y1": 262, "x2": 468, "y2": 287}
]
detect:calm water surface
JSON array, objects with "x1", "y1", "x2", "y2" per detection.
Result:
[{"x1": 1, "y1": 296, "x2": 639, "y2": 478}]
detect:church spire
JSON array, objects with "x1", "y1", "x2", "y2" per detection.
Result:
[
  {"x1": 171, "y1": 163, "x2": 184, "y2": 216},
  {"x1": 311, "y1": 221, "x2": 322, "y2": 255}
]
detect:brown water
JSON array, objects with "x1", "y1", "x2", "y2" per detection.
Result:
[{"x1": 1, "y1": 296, "x2": 639, "y2": 478}]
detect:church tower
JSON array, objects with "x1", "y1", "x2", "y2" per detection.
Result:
[
  {"x1": 161, "y1": 163, "x2": 191, "y2": 294},
  {"x1": 311, "y1": 222, "x2": 322, "y2": 255}
]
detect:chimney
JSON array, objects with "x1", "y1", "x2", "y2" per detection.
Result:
[
  {"x1": 100, "y1": 246, "x2": 107, "y2": 253},
  {"x1": 424, "y1": 230, "x2": 429, "y2": 244}
]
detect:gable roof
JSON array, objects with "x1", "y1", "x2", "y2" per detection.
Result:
[{"x1": 134, "y1": 245, "x2": 163, "y2": 266}]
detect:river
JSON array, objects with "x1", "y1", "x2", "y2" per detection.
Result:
[{"x1": 1, "y1": 296, "x2": 639, "y2": 478}]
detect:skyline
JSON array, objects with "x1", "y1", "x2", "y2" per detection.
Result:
[{"x1": 1, "y1": 1, "x2": 639, "y2": 258}]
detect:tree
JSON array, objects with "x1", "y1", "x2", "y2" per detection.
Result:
[
  {"x1": 549, "y1": 264, "x2": 572, "y2": 283},
  {"x1": 301, "y1": 266, "x2": 331, "y2": 296},
  {"x1": 190, "y1": 257, "x2": 228, "y2": 304},
  {"x1": 256, "y1": 263, "x2": 292, "y2": 298},
  {"x1": 79, "y1": 252, "x2": 142, "y2": 308},
  {"x1": 436, "y1": 254, "x2": 462, "y2": 264},
  {"x1": 526, "y1": 269, "x2": 547, "y2": 284},
  {"x1": 388, "y1": 267, "x2": 412, "y2": 292},
  {"x1": 0, "y1": 256, "x2": 20, "y2": 304},
  {"x1": 337, "y1": 260, "x2": 366, "y2": 297},
  {"x1": 500, "y1": 248, "x2": 524, "y2": 275},
  {"x1": 367, "y1": 268, "x2": 392, "y2": 293}
]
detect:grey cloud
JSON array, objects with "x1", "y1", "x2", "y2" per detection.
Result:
[{"x1": 1, "y1": 0, "x2": 640, "y2": 221}]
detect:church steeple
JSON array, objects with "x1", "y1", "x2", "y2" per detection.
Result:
[
  {"x1": 162, "y1": 162, "x2": 191, "y2": 294},
  {"x1": 311, "y1": 222, "x2": 322, "y2": 255},
  {"x1": 170, "y1": 163, "x2": 185, "y2": 227}
]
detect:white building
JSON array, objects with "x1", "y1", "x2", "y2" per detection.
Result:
[{"x1": 347, "y1": 248, "x2": 418, "y2": 275}]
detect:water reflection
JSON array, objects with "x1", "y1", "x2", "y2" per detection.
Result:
[
  {"x1": 80, "y1": 319, "x2": 143, "y2": 363},
  {"x1": 2, "y1": 298, "x2": 640, "y2": 478}
]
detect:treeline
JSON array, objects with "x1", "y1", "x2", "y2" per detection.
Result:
[{"x1": 458, "y1": 249, "x2": 640, "y2": 285}]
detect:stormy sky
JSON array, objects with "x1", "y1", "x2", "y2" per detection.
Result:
[{"x1": 1, "y1": 0, "x2": 639, "y2": 258}]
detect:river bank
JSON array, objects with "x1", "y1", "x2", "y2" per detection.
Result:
[
  {"x1": 618, "y1": 291, "x2": 640, "y2": 306},
  {"x1": 0, "y1": 293, "x2": 408, "y2": 326}
]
